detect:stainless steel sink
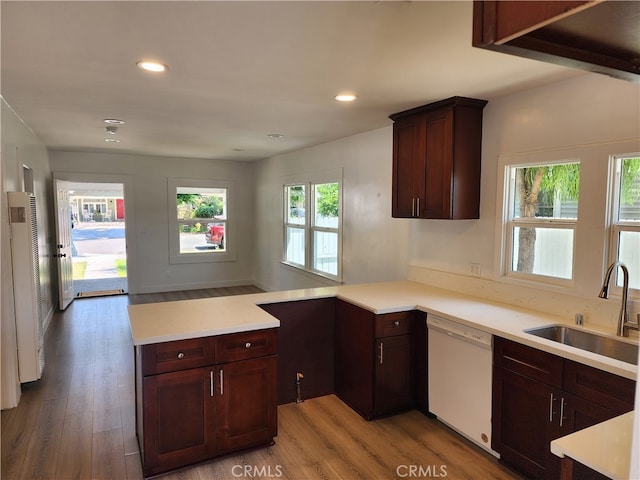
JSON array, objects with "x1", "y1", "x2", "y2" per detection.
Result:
[{"x1": 524, "y1": 324, "x2": 639, "y2": 365}]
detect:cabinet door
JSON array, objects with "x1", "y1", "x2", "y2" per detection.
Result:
[
  {"x1": 392, "y1": 115, "x2": 425, "y2": 218},
  {"x1": 493, "y1": 368, "x2": 561, "y2": 480},
  {"x1": 562, "y1": 392, "x2": 622, "y2": 435},
  {"x1": 216, "y1": 356, "x2": 278, "y2": 454},
  {"x1": 422, "y1": 107, "x2": 453, "y2": 219},
  {"x1": 142, "y1": 367, "x2": 216, "y2": 477},
  {"x1": 374, "y1": 334, "x2": 414, "y2": 416}
]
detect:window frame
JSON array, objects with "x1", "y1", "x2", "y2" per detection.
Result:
[
  {"x1": 168, "y1": 177, "x2": 236, "y2": 265},
  {"x1": 282, "y1": 170, "x2": 343, "y2": 283},
  {"x1": 500, "y1": 159, "x2": 580, "y2": 287},
  {"x1": 606, "y1": 153, "x2": 640, "y2": 294}
]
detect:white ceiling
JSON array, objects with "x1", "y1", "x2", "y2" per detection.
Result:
[{"x1": 1, "y1": 1, "x2": 583, "y2": 162}]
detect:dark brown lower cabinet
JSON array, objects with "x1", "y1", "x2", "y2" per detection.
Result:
[
  {"x1": 495, "y1": 368, "x2": 561, "y2": 479},
  {"x1": 216, "y1": 356, "x2": 278, "y2": 455},
  {"x1": 374, "y1": 334, "x2": 415, "y2": 416},
  {"x1": 335, "y1": 299, "x2": 425, "y2": 420},
  {"x1": 136, "y1": 329, "x2": 278, "y2": 477},
  {"x1": 142, "y1": 366, "x2": 216, "y2": 475},
  {"x1": 493, "y1": 337, "x2": 635, "y2": 480}
]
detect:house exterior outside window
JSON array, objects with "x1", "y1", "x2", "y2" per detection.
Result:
[
  {"x1": 168, "y1": 178, "x2": 235, "y2": 264},
  {"x1": 608, "y1": 154, "x2": 640, "y2": 291},
  {"x1": 503, "y1": 161, "x2": 580, "y2": 285}
]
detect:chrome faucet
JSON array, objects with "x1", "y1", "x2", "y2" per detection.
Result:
[{"x1": 598, "y1": 261, "x2": 639, "y2": 337}]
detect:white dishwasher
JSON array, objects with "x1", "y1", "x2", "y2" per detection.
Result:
[{"x1": 427, "y1": 315, "x2": 498, "y2": 457}]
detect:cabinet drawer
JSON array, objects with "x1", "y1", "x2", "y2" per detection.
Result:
[
  {"x1": 141, "y1": 337, "x2": 215, "y2": 376},
  {"x1": 563, "y1": 360, "x2": 636, "y2": 414},
  {"x1": 375, "y1": 312, "x2": 413, "y2": 338},
  {"x1": 494, "y1": 337, "x2": 563, "y2": 388},
  {"x1": 215, "y1": 328, "x2": 277, "y2": 363}
]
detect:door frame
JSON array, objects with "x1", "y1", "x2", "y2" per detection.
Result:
[{"x1": 52, "y1": 172, "x2": 138, "y2": 294}]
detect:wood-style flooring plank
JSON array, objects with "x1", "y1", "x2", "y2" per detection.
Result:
[
  {"x1": 91, "y1": 428, "x2": 127, "y2": 480},
  {"x1": 18, "y1": 396, "x2": 66, "y2": 479},
  {"x1": 55, "y1": 410, "x2": 93, "y2": 480}
]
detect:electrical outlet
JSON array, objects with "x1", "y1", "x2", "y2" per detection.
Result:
[{"x1": 470, "y1": 263, "x2": 481, "y2": 278}]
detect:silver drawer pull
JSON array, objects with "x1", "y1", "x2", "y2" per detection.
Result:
[
  {"x1": 177, "y1": 352, "x2": 185, "y2": 359},
  {"x1": 245, "y1": 342, "x2": 251, "y2": 348},
  {"x1": 393, "y1": 321, "x2": 400, "y2": 327}
]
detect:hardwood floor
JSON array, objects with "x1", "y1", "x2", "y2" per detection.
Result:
[{"x1": 1, "y1": 289, "x2": 521, "y2": 480}]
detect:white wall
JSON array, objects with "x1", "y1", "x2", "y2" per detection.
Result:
[
  {"x1": 1, "y1": 98, "x2": 54, "y2": 409},
  {"x1": 253, "y1": 127, "x2": 409, "y2": 291},
  {"x1": 49, "y1": 151, "x2": 257, "y2": 294}
]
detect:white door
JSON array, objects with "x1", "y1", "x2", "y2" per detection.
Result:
[{"x1": 54, "y1": 180, "x2": 74, "y2": 310}]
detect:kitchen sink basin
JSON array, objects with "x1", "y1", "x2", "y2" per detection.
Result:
[{"x1": 524, "y1": 325, "x2": 639, "y2": 365}]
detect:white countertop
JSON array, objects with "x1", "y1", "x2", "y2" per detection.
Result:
[
  {"x1": 128, "y1": 280, "x2": 637, "y2": 380},
  {"x1": 551, "y1": 412, "x2": 634, "y2": 480}
]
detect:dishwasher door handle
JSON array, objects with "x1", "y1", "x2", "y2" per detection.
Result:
[{"x1": 428, "y1": 325, "x2": 491, "y2": 349}]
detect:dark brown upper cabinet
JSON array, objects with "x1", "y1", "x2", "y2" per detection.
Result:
[
  {"x1": 390, "y1": 96, "x2": 487, "y2": 220},
  {"x1": 473, "y1": 1, "x2": 640, "y2": 83}
]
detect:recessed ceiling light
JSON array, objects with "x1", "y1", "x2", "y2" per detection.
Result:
[
  {"x1": 105, "y1": 138, "x2": 121, "y2": 143},
  {"x1": 335, "y1": 94, "x2": 357, "y2": 102},
  {"x1": 267, "y1": 133, "x2": 284, "y2": 138},
  {"x1": 104, "y1": 118, "x2": 125, "y2": 125},
  {"x1": 136, "y1": 60, "x2": 168, "y2": 73}
]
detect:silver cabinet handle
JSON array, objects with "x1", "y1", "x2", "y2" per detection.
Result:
[
  {"x1": 177, "y1": 352, "x2": 185, "y2": 359},
  {"x1": 210, "y1": 371, "x2": 214, "y2": 397},
  {"x1": 416, "y1": 197, "x2": 420, "y2": 217},
  {"x1": 393, "y1": 321, "x2": 400, "y2": 327},
  {"x1": 412, "y1": 198, "x2": 416, "y2": 217},
  {"x1": 379, "y1": 342, "x2": 384, "y2": 365},
  {"x1": 560, "y1": 397, "x2": 566, "y2": 427},
  {"x1": 219, "y1": 369, "x2": 224, "y2": 395},
  {"x1": 245, "y1": 342, "x2": 251, "y2": 348},
  {"x1": 549, "y1": 393, "x2": 556, "y2": 422}
]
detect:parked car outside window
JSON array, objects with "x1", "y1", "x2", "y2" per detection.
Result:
[{"x1": 205, "y1": 222, "x2": 224, "y2": 248}]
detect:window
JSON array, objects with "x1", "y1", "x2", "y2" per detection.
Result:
[
  {"x1": 283, "y1": 174, "x2": 341, "y2": 281},
  {"x1": 168, "y1": 178, "x2": 235, "y2": 264},
  {"x1": 503, "y1": 161, "x2": 580, "y2": 284},
  {"x1": 608, "y1": 154, "x2": 640, "y2": 290}
]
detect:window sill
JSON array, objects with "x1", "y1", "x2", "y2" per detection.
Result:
[
  {"x1": 280, "y1": 261, "x2": 343, "y2": 286},
  {"x1": 170, "y1": 250, "x2": 237, "y2": 264}
]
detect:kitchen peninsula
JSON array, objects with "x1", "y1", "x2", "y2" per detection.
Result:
[{"x1": 128, "y1": 280, "x2": 638, "y2": 478}]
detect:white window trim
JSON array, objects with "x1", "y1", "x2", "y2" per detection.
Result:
[
  {"x1": 606, "y1": 153, "x2": 640, "y2": 295},
  {"x1": 494, "y1": 140, "x2": 640, "y2": 300},
  {"x1": 495, "y1": 154, "x2": 581, "y2": 289},
  {"x1": 168, "y1": 177, "x2": 237, "y2": 264},
  {"x1": 281, "y1": 168, "x2": 343, "y2": 283}
]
